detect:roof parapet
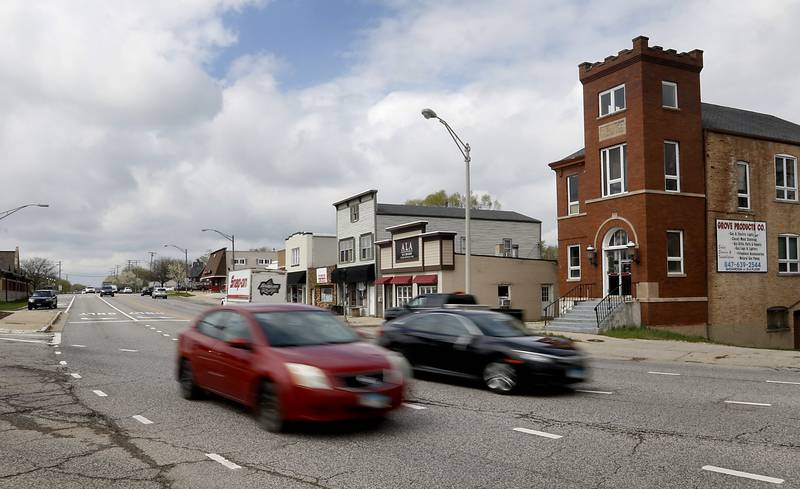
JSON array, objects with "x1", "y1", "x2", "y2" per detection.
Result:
[{"x1": 579, "y1": 36, "x2": 703, "y2": 81}]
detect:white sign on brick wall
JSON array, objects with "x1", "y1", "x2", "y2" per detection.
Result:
[
  {"x1": 716, "y1": 219, "x2": 767, "y2": 272},
  {"x1": 316, "y1": 267, "x2": 328, "y2": 284}
]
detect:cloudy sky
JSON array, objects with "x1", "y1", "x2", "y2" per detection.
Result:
[{"x1": 1, "y1": 0, "x2": 798, "y2": 286}]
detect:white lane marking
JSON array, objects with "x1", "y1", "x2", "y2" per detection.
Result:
[
  {"x1": 71, "y1": 344, "x2": 86, "y2": 348},
  {"x1": 145, "y1": 324, "x2": 151, "y2": 327},
  {"x1": 648, "y1": 371, "x2": 681, "y2": 376},
  {"x1": 97, "y1": 296, "x2": 138, "y2": 321},
  {"x1": 50, "y1": 332, "x2": 62, "y2": 346},
  {"x1": 701, "y1": 465, "x2": 784, "y2": 484},
  {"x1": 162, "y1": 334, "x2": 170, "y2": 337},
  {"x1": 172, "y1": 338, "x2": 178, "y2": 341},
  {"x1": 0, "y1": 337, "x2": 47, "y2": 344},
  {"x1": 575, "y1": 389, "x2": 614, "y2": 395},
  {"x1": 766, "y1": 380, "x2": 800, "y2": 385},
  {"x1": 132, "y1": 415, "x2": 153, "y2": 425},
  {"x1": 92, "y1": 390, "x2": 108, "y2": 397},
  {"x1": 205, "y1": 453, "x2": 241, "y2": 470},
  {"x1": 70, "y1": 373, "x2": 82, "y2": 379},
  {"x1": 156, "y1": 330, "x2": 162, "y2": 333},
  {"x1": 55, "y1": 351, "x2": 61, "y2": 355},
  {"x1": 119, "y1": 349, "x2": 139, "y2": 352},
  {"x1": 59, "y1": 360, "x2": 67, "y2": 365},
  {"x1": 513, "y1": 427, "x2": 563, "y2": 439},
  {"x1": 149, "y1": 327, "x2": 156, "y2": 330},
  {"x1": 724, "y1": 400, "x2": 772, "y2": 407},
  {"x1": 65, "y1": 296, "x2": 76, "y2": 314},
  {"x1": 403, "y1": 403, "x2": 426, "y2": 410}
]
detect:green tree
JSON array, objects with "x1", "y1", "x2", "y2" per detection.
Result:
[
  {"x1": 405, "y1": 190, "x2": 502, "y2": 210},
  {"x1": 539, "y1": 241, "x2": 558, "y2": 261}
]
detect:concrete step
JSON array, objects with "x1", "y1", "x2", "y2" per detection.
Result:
[{"x1": 545, "y1": 323, "x2": 599, "y2": 334}]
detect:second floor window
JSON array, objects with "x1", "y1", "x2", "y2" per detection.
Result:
[
  {"x1": 778, "y1": 235, "x2": 799, "y2": 273},
  {"x1": 775, "y1": 155, "x2": 798, "y2": 201},
  {"x1": 459, "y1": 236, "x2": 466, "y2": 253},
  {"x1": 567, "y1": 174, "x2": 579, "y2": 215},
  {"x1": 339, "y1": 238, "x2": 355, "y2": 263},
  {"x1": 349, "y1": 203, "x2": 360, "y2": 222},
  {"x1": 662, "y1": 81, "x2": 678, "y2": 108},
  {"x1": 737, "y1": 161, "x2": 750, "y2": 209},
  {"x1": 233, "y1": 258, "x2": 247, "y2": 265},
  {"x1": 359, "y1": 233, "x2": 374, "y2": 260},
  {"x1": 664, "y1": 141, "x2": 680, "y2": 192},
  {"x1": 599, "y1": 84, "x2": 625, "y2": 117},
  {"x1": 290, "y1": 248, "x2": 300, "y2": 267},
  {"x1": 601, "y1": 144, "x2": 627, "y2": 197},
  {"x1": 568, "y1": 245, "x2": 580, "y2": 280}
]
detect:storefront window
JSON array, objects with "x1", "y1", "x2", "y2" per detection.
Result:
[
  {"x1": 320, "y1": 287, "x2": 333, "y2": 303},
  {"x1": 418, "y1": 285, "x2": 438, "y2": 295},
  {"x1": 396, "y1": 285, "x2": 412, "y2": 306}
]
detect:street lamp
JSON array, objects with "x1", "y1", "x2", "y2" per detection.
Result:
[
  {"x1": 201, "y1": 229, "x2": 235, "y2": 271},
  {"x1": 164, "y1": 244, "x2": 189, "y2": 288},
  {"x1": 421, "y1": 108, "x2": 472, "y2": 294},
  {"x1": 0, "y1": 203, "x2": 49, "y2": 221}
]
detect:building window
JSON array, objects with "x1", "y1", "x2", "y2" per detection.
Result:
[
  {"x1": 459, "y1": 236, "x2": 466, "y2": 253},
  {"x1": 567, "y1": 245, "x2": 581, "y2": 280},
  {"x1": 778, "y1": 235, "x2": 799, "y2": 273},
  {"x1": 662, "y1": 81, "x2": 678, "y2": 108},
  {"x1": 541, "y1": 285, "x2": 552, "y2": 304},
  {"x1": 599, "y1": 84, "x2": 625, "y2": 117},
  {"x1": 349, "y1": 203, "x2": 360, "y2": 222},
  {"x1": 601, "y1": 144, "x2": 627, "y2": 197},
  {"x1": 498, "y1": 285, "x2": 510, "y2": 307},
  {"x1": 290, "y1": 248, "x2": 300, "y2": 267},
  {"x1": 775, "y1": 155, "x2": 798, "y2": 201},
  {"x1": 338, "y1": 238, "x2": 355, "y2": 264},
  {"x1": 502, "y1": 238, "x2": 512, "y2": 257},
  {"x1": 320, "y1": 287, "x2": 333, "y2": 303},
  {"x1": 396, "y1": 285, "x2": 412, "y2": 307},
  {"x1": 767, "y1": 307, "x2": 789, "y2": 331},
  {"x1": 737, "y1": 161, "x2": 750, "y2": 209},
  {"x1": 233, "y1": 258, "x2": 247, "y2": 265},
  {"x1": 359, "y1": 233, "x2": 374, "y2": 261},
  {"x1": 664, "y1": 141, "x2": 680, "y2": 192},
  {"x1": 418, "y1": 285, "x2": 438, "y2": 295},
  {"x1": 667, "y1": 230, "x2": 684, "y2": 275},
  {"x1": 567, "y1": 174, "x2": 580, "y2": 215}
]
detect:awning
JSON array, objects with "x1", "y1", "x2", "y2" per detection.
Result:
[
  {"x1": 389, "y1": 275, "x2": 413, "y2": 285},
  {"x1": 374, "y1": 276, "x2": 392, "y2": 285},
  {"x1": 287, "y1": 271, "x2": 307, "y2": 285},
  {"x1": 331, "y1": 264, "x2": 375, "y2": 284},
  {"x1": 412, "y1": 274, "x2": 438, "y2": 285}
]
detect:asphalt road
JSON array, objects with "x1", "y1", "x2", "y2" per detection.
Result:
[{"x1": 1, "y1": 294, "x2": 798, "y2": 488}]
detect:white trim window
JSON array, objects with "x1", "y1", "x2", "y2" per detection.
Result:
[
  {"x1": 359, "y1": 233, "x2": 374, "y2": 261},
  {"x1": 349, "y1": 203, "x2": 360, "y2": 222},
  {"x1": 568, "y1": 245, "x2": 581, "y2": 280},
  {"x1": 778, "y1": 235, "x2": 799, "y2": 273},
  {"x1": 667, "y1": 230, "x2": 684, "y2": 275},
  {"x1": 233, "y1": 258, "x2": 247, "y2": 265},
  {"x1": 458, "y1": 236, "x2": 466, "y2": 253},
  {"x1": 601, "y1": 144, "x2": 627, "y2": 197},
  {"x1": 339, "y1": 238, "x2": 355, "y2": 264},
  {"x1": 567, "y1": 174, "x2": 580, "y2": 215},
  {"x1": 290, "y1": 247, "x2": 300, "y2": 267},
  {"x1": 736, "y1": 161, "x2": 750, "y2": 209},
  {"x1": 664, "y1": 141, "x2": 680, "y2": 192},
  {"x1": 599, "y1": 84, "x2": 625, "y2": 117},
  {"x1": 418, "y1": 285, "x2": 438, "y2": 295},
  {"x1": 662, "y1": 81, "x2": 678, "y2": 108},
  {"x1": 396, "y1": 285, "x2": 413, "y2": 307},
  {"x1": 775, "y1": 155, "x2": 798, "y2": 201}
]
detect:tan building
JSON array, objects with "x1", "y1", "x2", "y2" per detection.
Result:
[{"x1": 375, "y1": 221, "x2": 558, "y2": 321}]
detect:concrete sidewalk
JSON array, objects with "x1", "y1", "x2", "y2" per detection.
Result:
[{"x1": 0, "y1": 309, "x2": 61, "y2": 333}]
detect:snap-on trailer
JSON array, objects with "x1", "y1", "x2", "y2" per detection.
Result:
[{"x1": 224, "y1": 269, "x2": 287, "y2": 305}]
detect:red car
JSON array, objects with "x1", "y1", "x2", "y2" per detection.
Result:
[{"x1": 176, "y1": 304, "x2": 409, "y2": 432}]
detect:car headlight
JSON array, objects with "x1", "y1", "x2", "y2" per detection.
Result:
[
  {"x1": 384, "y1": 352, "x2": 411, "y2": 385},
  {"x1": 512, "y1": 350, "x2": 555, "y2": 364},
  {"x1": 285, "y1": 363, "x2": 331, "y2": 389},
  {"x1": 28, "y1": 298, "x2": 34, "y2": 302}
]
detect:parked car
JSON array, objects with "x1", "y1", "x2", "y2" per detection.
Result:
[
  {"x1": 176, "y1": 304, "x2": 409, "y2": 432},
  {"x1": 377, "y1": 309, "x2": 587, "y2": 394},
  {"x1": 383, "y1": 293, "x2": 524, "y2": 322},
  {"x1": 99, "y1": 285, "x2": 115, "y2": 297},
  {"x1": 122, "y1": 287, "x2": 133, "y2": 294},
  {"x1": 28, "y1": 290, "x2": 57, "y2": 309},
  {"x1": 141, "y1": 287, "x2": 153, "y2": 296},
  {"x1": 152, "y1": 287, "x2": 168, "y2": 299}
]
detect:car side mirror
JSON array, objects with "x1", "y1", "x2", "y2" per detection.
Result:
[{"x1": 227, "y1": 338, "x2": 252, "y2": 350}]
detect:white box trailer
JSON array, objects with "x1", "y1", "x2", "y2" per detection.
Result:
[{"x1": 224, "y1": 269, "x2": 287, "y2": 305}]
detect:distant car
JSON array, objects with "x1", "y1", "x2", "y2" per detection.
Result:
[
  {"x1": 122, "y1": 287, "x2": 133, "y2": 294},
  {"x1": 141, "y1": 287, "x2": 153, "y2": 296},
  {"x1": 28, "y1": 290, "x2": 57, "y2": 310},
  {"x1": 152, "y1": 287, "x2": 168, "y2": 299},
  {"x1": 85, "y1": 287, "x2": 96, "y2": 294},
  {"x1": 378, "y1": 309, "x2": 588, "y2": 394},
  {"x1": 99, "y1": 286, "x2": 115, "y2": 297},
  {"x1": 176, "y1": 304, "x2": 408, "y2": 432}
]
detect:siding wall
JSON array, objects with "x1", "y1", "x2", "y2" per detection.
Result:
[
  {"x1": 424, "y1": 240, "x2": 440, "y2": 266},
  {"x1": 336, "y1": 194, "x2": 377, "y2": 268}
]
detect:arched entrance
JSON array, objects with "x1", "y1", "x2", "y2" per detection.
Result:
[{"x1": 603, "y1": 228, "x2": 632, "y2": 296}]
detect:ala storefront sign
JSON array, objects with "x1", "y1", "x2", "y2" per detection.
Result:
[{"x1": 716, "y1": 219, "x2": 767, "y2": 272}]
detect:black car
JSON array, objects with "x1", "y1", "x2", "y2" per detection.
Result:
[
  {"x1": 28, "y1": 290, "x2": 57, "y2": 310},
  {"x1": 99, "y1": 285, "x2": 115, "y2": 297},
  {"x1": 140, "y1": 287, "x2": 153, "y2": 296},
  {"x1": 377, "y1": 309, "x2": 587, "y2": 393},
  {"x1": 383, "y1": 293, "x2": 479, "y2": 321}
]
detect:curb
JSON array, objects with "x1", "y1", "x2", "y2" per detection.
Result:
[{"x1": 37, "y1": 311, "x2": 62, "y2": 333}]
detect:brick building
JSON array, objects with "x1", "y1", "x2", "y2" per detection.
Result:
[{"x1": 549, "y1": 36, "x2": 800, "y2": 349}]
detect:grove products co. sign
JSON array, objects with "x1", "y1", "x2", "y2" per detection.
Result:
[{"x1": 716, "y1": 219, "x2": 767, "y2": 272}]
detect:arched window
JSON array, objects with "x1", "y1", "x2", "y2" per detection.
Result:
[{"x1": 608, "y1": 229, "x2": 628, "y2": 247}]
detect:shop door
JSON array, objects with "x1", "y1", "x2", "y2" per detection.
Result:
[{"x1": 384, "y1": 285, "x2": 393, "y2": 311}]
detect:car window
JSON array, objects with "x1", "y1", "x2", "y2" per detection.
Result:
[
  {"x1": 32, "y1": 291, "x2": 52, "y2": 297},
  {"x1": 434, "y1": 314, "x2": 470, "y2": 336},
  {"x1": 254, "y1": 311, "x2": 358, "y2": 347},
  {"x1": 469, "y1": 313, "x2": 531, "y2": 337},
  {"x1": 196, "y1": 311, "x2": 226, "y2": 340},
  {"x1": 221, "y1": 312, "x2": 252, "y2": 342},
  {"x1": 407, "y1": 296, "x2": 426, "y2": 308},
  {"x1": 405, "y1": 314, "x2": 438, "y2": 333}
]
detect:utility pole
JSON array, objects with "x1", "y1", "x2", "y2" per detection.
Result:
[{"x1": 148, "y1": 252, "x2": 156, "y2": 271}]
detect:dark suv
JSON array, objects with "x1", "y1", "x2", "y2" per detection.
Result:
[
  {"x1": 28, "y1": 290, "x2": 57, "y2": 310},
  {"x1": 99, "y1": 285, "x2": 115, "y2": 297}
]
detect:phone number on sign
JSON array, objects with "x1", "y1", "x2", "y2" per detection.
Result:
[{"x1": 722, "y1": 261, "x2": 763, "y2": 271}]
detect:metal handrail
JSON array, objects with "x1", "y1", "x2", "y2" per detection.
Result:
[
  {"x1": 594, "y1": 286, "x2": 629, "y2": 328},
  {"x1": 543, "y1": 283, "x2": 594, "y2": 326}
]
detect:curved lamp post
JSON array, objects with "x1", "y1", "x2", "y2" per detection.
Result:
[
  {"x1": 421, "y1": 108, "x2": 472, "y2": 294},
  {"x1": 163, "y1": 244, "x2": 189, "y2": 288},
  {"x1": 0, "y1": 203, "x2": 49, "y2": 221},
  {"x1": 201, "y1": 229, "x2": 235, "y2": 271}
]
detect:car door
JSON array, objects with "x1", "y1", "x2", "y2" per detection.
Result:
[
  {"x1": 420, "y1": 313, "x2": 477, "y2": 375},
  {"x1": 215, "y1": 311, "x2": 257, "y2": 403},
  {"x1": 192, "y1": 311, "x2": 228, "y2": 392},
  {"x1": 398, "y1": 314, "x2": 441, "y2": 368}
]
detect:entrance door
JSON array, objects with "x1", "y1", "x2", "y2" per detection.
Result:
[
  {"x1": 385, "y1": 285, "x2": 393, "y2": 312},
  {"x1": 794, "y1": 311, "x2": 800, "y2": 350},
  {"x1": 604, "y1": 229, "x2": 632, "y2": 296},
  {"x1": 540, "y1": 284, "x2": 553, "y2": 318}
]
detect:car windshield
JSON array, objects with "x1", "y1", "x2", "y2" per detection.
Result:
[
  {"x1": 32, "y1": 291, "x2": 52, "y2": 297},
  {"x1": 254, "y1": 311, "x2": 359, "y2": 347},
  {"x1": 469, "y1": 313, "x2": 532, "y2": 337}
]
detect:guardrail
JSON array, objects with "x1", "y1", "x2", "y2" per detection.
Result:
[{"x1": 542, "y1": 283, "x2": 594, "y2": 326}]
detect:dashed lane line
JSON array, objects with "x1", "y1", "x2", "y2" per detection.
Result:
[
  {"x1": 172, "y1": 338, "x2": 178, "y2": 341},
  {"x1": 71, "y1": 344, "x2": 86, "y2": 348},
  {"x1": 119, "y1": 349, "x2": 139, "y2": 352},
  {"x1": 513, "y1": 428, "x2": 563, "y2": 439},
  {"x1": 55, "y1": 351, "x2": 61, "y2": 355},
  {"x1": 70, "y1": 373, "x2": 82, "y2": 379},
  {"x1": 206, "y1": 453, "x2": 242, "y2": 470},
  {"x1": 64, "y1": 296, "x2": 76, "y2": 314},
  {"x1": 647, "y1": 371, "x2": 681, "y2": 376},
  {"x1": 702, "y1": 465, "x2": 784, "y2": 484},
  {"x1": 162, "y1": 334, "x2": 170, "y2": 337},
  {"x1": 575, "y1": 389, "x2": 614, "y2": 395},
  {"x1": 49, "y1": 333, "x2": 62, "y2": 346},
  {"x1": 724, "y1": 400, "x2": 772, "y2": 407},
  {"x1": 58, "y1": 361, "x2": 67, "y2": 365},
  {"x1": 403, "y1": 403, "x2": 426, "y2": 410},
  {"x1": 92, "y1": 390, "x2": 108, "y2": 397},
  {"x1": 132, "y1": 415, "x2": 153, "y2": 425},
  {"x1": 766, "y1": 380, "x2": 800, "y2": 385}
]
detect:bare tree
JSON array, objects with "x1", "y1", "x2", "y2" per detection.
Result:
[
  {"x1": 20, "y1": 257, "x2": 56, "y2": 290},
  {"x1": 167, "y1": 261, "x2": 186, "y2": 285}
]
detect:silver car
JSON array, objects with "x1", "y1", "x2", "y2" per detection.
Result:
[{"x1": 152, "y1": 287, "x2": 168, "y2": 299}]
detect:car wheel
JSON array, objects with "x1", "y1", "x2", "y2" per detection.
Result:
[
  {"x1": 178, "y1": 360, "x2": 202, "y2": 400},
  {"x1": 483, "y1": 361, "x2": 518, "y2": 394},
  {"x1": 257, "y1": 380, "x2": 285, "y2": 433}
]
